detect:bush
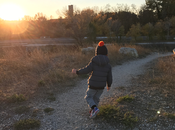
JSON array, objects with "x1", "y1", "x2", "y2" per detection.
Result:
[
  {"x1": 116, "y1": 95, "x2": 134, "y2": 103},
  {"x1": 44, "y1": 107, "x2": 54, "y2": 113},
  {"x1": 98, "y1": 104, "x2": 138, "y2": 127},
  {"x1": 14, "y1": 119, "x2": 40, "y2": 130},
  {"x1": 7, "y1": 94, "x2": 26, "y2": 103}
]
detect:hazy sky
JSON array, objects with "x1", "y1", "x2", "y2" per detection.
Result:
[{"x1": 0, "y1": 0, "x2": 146, "y2": 19}]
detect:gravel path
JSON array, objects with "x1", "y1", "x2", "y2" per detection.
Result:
[
  {"x1": 32, "y1": 52, "x2": 172, "y2": 130},
  {"x1": 1, "y1": 52, "x2": 172, "y2": 130}
]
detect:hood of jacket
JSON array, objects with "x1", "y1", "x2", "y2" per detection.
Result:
[{"x1": 91, "y1": 55, "x2": 109, "y2": 66}]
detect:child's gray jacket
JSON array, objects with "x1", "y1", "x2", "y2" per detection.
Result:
[{"x1": 76, "y1": 55, "x2": 112, "y2": 89}]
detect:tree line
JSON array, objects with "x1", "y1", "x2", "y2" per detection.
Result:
[{"x1": 0, "y1": 0, "x2": 175, "y2": 46}]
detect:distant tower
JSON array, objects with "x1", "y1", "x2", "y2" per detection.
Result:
[{"x1": 68, "y1": 5, "x2": 73, "y2": 17}]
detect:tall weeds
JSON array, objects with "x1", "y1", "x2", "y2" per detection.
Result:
[
  {"x1": 0, "y1": 44, "x2": 151, "y2": 100},
  {"x1": 155, "y1": 55, "x2": 175, "y2": 90}
]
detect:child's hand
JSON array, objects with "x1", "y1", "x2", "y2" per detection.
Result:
[
  {"x1": 107, "y1": 86, "x2": 110, "y2": 91},
  {"x1": 72, "y1": 69, "x2": 77, "y2": 74}
]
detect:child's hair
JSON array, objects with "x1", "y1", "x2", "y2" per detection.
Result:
[{"x1": 95, "y1": 41, "x2": 108, "y2": 55}]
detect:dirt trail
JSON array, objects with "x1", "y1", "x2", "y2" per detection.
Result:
[{"x1": 2, "y1": 52, "x2": 172, "y2": 130}]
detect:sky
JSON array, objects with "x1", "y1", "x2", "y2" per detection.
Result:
[{"x1": 0, "y1": 0, "x2": 146, "y2": 20}]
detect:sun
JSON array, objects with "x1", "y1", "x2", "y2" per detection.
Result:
[{"x1": 0, "y1": 3, "x2": 25, "y2": 21}]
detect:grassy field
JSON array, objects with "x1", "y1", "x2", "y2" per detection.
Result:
[
  {"x1": 0, "y1": 43, "x2": 151, "y2": 102},
  {"x1": 1, "y1": 42, "x2": 174, "y2": 129}
]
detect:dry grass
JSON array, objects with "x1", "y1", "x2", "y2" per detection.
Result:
[
  {"x1": 108, "y1": 44, "x2": 151, "y2": 65},
  {"x1": 0, "y1": 43, "x2": 151, "y2": 101},
  {"x1": 154, "y1": 55, "x2": 175, "y2": 92}
]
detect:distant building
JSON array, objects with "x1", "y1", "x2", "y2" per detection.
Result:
[{"x1": 69, "y1": 5, "x2": 73, "y2": 17}]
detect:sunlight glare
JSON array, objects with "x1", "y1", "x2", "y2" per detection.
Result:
[{"x1": 0, "y1": 3, "x2": 25, "y2": 20}]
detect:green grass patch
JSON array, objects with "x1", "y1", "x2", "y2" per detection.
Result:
[
  {"x1": 122, "y1": 111, "x2": 138, "y2": 127},
  {"x1": 38, "y1": 80, "x2": 45, "y2": 86},
  {"x1": 14, "y1": 119, "x2": 40, "y2": 130},
  {"x1": 44, "y1": 107, "x2": 54, "y2": 113},
  {"x1": 164, "y1": 113, "x2": 175, "y2": 120},
  {"x1": 98, "y1": 105, "x2": 121, "y2": 120},
  {"x1": 7, "y1": 94, "x2": 26, "y2": 103},
  {"x1": 15, "y1": 106, "x2": 30, "y2": 114},
  {"x1": 117, "y1": 95, "x2": 134, "y2": 103},
  {"x1": 98, "y1": 105, "x2": 138, "y2": 127}
]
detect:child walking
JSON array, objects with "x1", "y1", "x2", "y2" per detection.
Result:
[{"x1": 72, "y1": 41, "x2": 112, "y2": 118}]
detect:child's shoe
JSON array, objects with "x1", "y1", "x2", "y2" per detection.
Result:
[{"x1": 89, "y1": 107, "x2": 100, "y2": 119}]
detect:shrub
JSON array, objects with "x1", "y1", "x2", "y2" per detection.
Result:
[
  {"x1": 14, "y1": 119, "x2": 40, "y2": 130},
  {"x1": 117, "y1": 95, "x2": 134, "y2": 103},
  {"x1": 44, "y1": 107, "x2": 54, "y2": 113},
  {"x1": 99, "y1": 105, "x2": 138, "y2": 127},
  {"x1": 38, "y1": 80, "x2": 45, "y2": 86},
  {"x1": 122, "y1": 111, "x2": 138, "y2": 127},
  {"x1": 7, "y1": 94, "x2": 26, "y2": 103},
  {"x1": 164, "y1": 113, "x2": 175, "y2": 120},
  {"x1": 98, "y1": 105, "x2": 121, "y2": 120}
]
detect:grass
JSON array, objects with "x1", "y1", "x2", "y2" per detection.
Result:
[
  {"x1": 163, "y1": 113, "x2": 175, "y2": 120},
  {"x1": 0, "y1": 43, "x2": 151, "y2": 102},
  {"x1": 98, "y1": 104, "x2": 138, "y2": 127},
  {"x1": 116, "y1": 95, "x2": 134, "y2": 103},
  {"x1": 122, "y1": 111, "x2": 138, "y2": 127},
  {"x1": 151, "y1": 56, "x2": 175, "y2": 92},
  {"x1": 44, "y1": 107, "x2": 54, "y2": 113},
  {"x1": 14, "y1": 119, "x2": 40, "y2": 130},
  {"x1": 7, "y1": 94, "x2": 26, "y2": 103},
  {"x1": 149, "y1": 77, "x2": 167, "y2": 84},
  {"x1": 98, "y1": 105, "x2": 121, "y2": 120},
  {"x1": 38, "y1": 80, "x2": 46, "y2": 87}
]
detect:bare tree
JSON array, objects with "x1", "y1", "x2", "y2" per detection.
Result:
[
  {"x1": 22, "y1": 15, "x2": 32, "y2": 21},
  {"x1": 111, "y1": 20, "x2": 125, "y2": 40}
]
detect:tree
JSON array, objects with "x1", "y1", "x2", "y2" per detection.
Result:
[
  {"x1": 146, "y1": 0, "x2": 175, "y2": 20},
  {"x1": 87, "y1": 22, "x2": 97, "y2": 43},
  {"x1": 138, "y1": 4, "x2": 157, "y2": 25},
  {"x1": 117, "y1": 11, "x2": 138, "y2": 34},
  {"x1": 93, "y1": 13, "x2": 110, "y2": 36},
  {"x1": 33, "y1": 13, "x2": 49, "y2": 37},
  {"x1": 111, "y1": 20, "x2": 125, "y2": 41},
  {"x1": 154, "y1": 20, "x2": 166, "y2": 40},
  {"x1": 22, "y1": 15, "x2": 32, "y2": 21},
  {"x1": 65, "y1": 8, "x2": 95, "y2": 46},
  {"x1": 141, "y1": 23, "x2": 154, "y2": 40},
  {"x1": 126, "y1": 23, "x2": 141, "y2": 41},
  {"x1": 170, "y1": 16, "x2": 175, "y2": 35}
]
